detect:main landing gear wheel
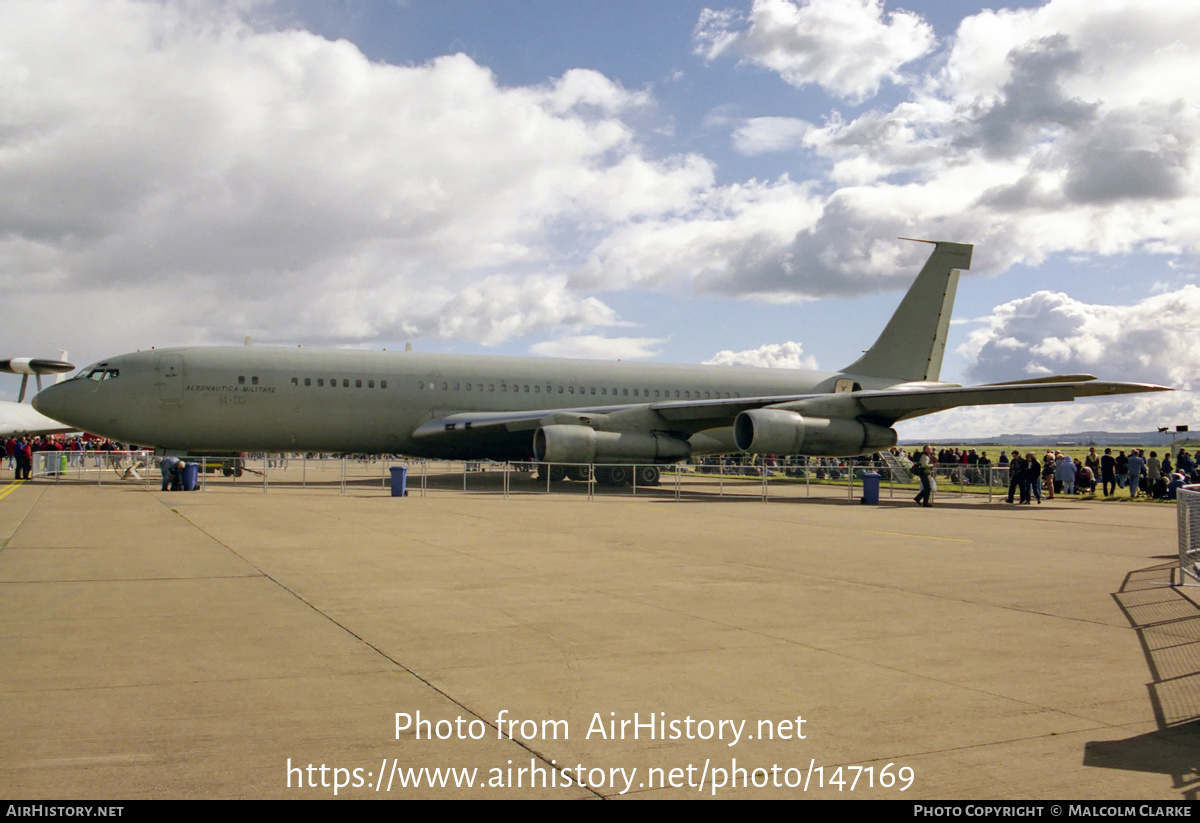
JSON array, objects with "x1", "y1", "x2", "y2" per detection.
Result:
[
  {"x1": 535, "y1": 463, "x2": 568, "y2": 482},
  {"x1": 635, "y1": 465, "x2": 661, "y2": 486},
  {"x1": 595, "y1": 466, "x2": 631, "y2": 486}
]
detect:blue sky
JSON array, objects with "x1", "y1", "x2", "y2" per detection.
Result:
[{"x1": 1, "y1": 0, "x2": 1197, "y2": 437}]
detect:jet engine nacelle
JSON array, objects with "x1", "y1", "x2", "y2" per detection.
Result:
[
  {"x1": 733, "y1": 409, "x2": 896, "y2": 456},
  {"x1": 534, "y1": 425, "x2": 691, "y2": 465}
]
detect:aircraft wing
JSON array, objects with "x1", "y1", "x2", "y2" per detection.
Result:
[
  {"x1": 773, "y1": 378, "x2": 1172, "y2": 425},
  {"x1": 411, "y1": 376, "x2": 1171, "y2": 448},
  {"x1": 409, "y1": 394, "x2": 826, "y2": 442}
]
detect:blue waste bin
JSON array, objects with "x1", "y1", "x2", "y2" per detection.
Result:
[
  {"x1": 182, "y1": 462, "x2": 199, "y2": 491},
  {"x1": 389, "y1": 466, "x2": 408, "y2": 497},
  {"x1": 860, "y1": 471, "x2": 880, "y2": 505}
]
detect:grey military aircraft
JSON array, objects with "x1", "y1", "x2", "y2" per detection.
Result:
[{"x1": 32, "y1": 241, "x2": 1169, "y2": 485}]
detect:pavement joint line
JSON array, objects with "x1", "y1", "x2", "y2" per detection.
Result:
[
  {"x1": 3, "y1": 668, "x2": 399, "y2": 695},
  {"x1": 864, "y1": 529, "x2": 972, "y2": 542},
  {"x1": 721, "y1": 558, "x2": 1133, "y2": 630},
  {"x1": 609, "y1": 596, "x2": 1122, "y2": 730},
  {"x1": 0, "y1": 573, "x2": 265, "y2": 584},
  {"x1": 1, "y1": 480, "x2": 43, "y2": 551},
  {"x1": 146, "y1": 491, "x2": 607, "y2": 800}
]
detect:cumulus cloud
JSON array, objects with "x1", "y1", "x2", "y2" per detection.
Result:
[
  {"x1": 529, "y1": 336, "x2": 666, "y2": 360},
  {"x1": 961, "y1": 289, "x2": 1200, "y2": 390},
  {"x1": 704, "y1": 340, "x2": 819, "y2": 369},
  {"x1": 731, "y1": 116, "x2": 812, "y2": 155},
  {"x1": 695, "y1": 0, "x2": 935, "y2": 102},
  {"x1": 679, "y1": 0, "x2": 1200, "y2": 305},
  {"x1": 0, "y1": 0, "x2": 713, "y2": 355},
  {"x1": 901, "y1": 286, "x2": 1200, "y2": 440}
]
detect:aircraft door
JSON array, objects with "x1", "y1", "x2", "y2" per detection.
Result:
[{"x1": 157, "y1": 354, "x2": 185, "y2": 405}]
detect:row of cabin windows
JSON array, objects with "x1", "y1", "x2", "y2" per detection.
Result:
[
  {"x1": 288, "y1": 377, "x2": 388, "y2": 389},
  {"x1": 271, "y1": 376, "x2": 738, "y2": 399},
  {"x1": 415, "y1": 381, "x2": 739, "y2": 400}
]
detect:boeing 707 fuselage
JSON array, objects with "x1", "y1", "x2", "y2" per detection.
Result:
[{"x1": 32, "y1": 241, "x2": 1171, "y2": 480}]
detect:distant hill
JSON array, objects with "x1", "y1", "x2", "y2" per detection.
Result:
[{"x1": 902, "y1": 431, "x2": 1197, "y2": 448}]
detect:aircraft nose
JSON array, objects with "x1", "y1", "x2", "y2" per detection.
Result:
[{"x1": 31, "y1": 381, "x2": 78, "y2": 427}]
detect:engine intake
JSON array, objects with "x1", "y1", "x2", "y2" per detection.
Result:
[{"x1": 733, "y1": 409, "x2": 896, "y2": 456}]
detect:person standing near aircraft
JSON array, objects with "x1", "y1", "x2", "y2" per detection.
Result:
[
  {"x1": 1085, "y1": 448, "x2": 1101, "y2": 485},
  {"x1": 1041, "y1": 453, "x2": 1056, "y2": 499},
  {"x1": 14, "y1": 437, "x2": 31, "y2": 480},
  {"x1": 1006, "y1": 451, "x2": 1025, "y2": 504},
  {"x1": 1128, "y1": 449, "x2": 1146, "y2": 499},
  {"x1": 1101, "y1": 448, "x2": 1116, "y2": 496},
  {"x1": 1055, "y1": 452, "x2": 1076, "y2": 495},
  {"x1": 1115, "y1": 451, "x2": 1129, "y2": 489},
  {"x1": 914, "y1": 445, "x2": 934, "y2": 507},
  {"x1": 1023, "y1": 453, "x2": 1043, "y2": 504}
]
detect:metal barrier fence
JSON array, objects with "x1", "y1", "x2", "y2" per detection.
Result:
[
  {"x1": 1178, "y1": 485, "x2": 1200, "y2": 582},
  {"x1": 27, "y1": 453, "x2": 1016, "y2": 502},
  {"x1": 30, "y1": 450, "x2": 156, "y2": 484}
]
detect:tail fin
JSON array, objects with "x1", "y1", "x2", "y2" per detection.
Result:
[{"x1": 841, "y1": 239, "x2": 972, "y2": 382}]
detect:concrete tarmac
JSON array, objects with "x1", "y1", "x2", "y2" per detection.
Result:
[{"x1": 2, "y1": 474, "x2": 1199, "y2": 799}]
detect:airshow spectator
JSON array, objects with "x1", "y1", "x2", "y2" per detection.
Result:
[
  {"x1": 1101, "y1": 448, "x2": 1116, "y2": 496},
  {"x1": 1085, "y1": 448, "x2": 1101, "y2": 484},
  {"x1": 1006, "y1": 451, "x2": 1025, "y2": 504},
  {"x1": 1076, "y1": 461, "x2": 1095, "y2": 494},
  {"x1": 1022, "y1": 453, "x2": 1043, "y2": 504},
  {"x1": 160, "y1": 455, "x2": 183, "y2": 492},
  {"x1": 1128, "y1": 449, "x2": 1146, "y2": 498},
  {"x1": 913, "y1": 446, "x2": 934, "y2": 508},
  {"x1": 1056, "y1": 452, "x2": 1077, "y2": 495},
  {"x1": 1042, "y1": 453, "x2": 1056, "y2": 499},
  {"x1": 1179, "y1": 449, "x2": 1195, "y2": 477},
  {"x1": 14, "y1": 438, "x2": 31, "y2": 480}
]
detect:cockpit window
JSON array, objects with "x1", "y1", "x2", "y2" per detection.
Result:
[{"x1": 85, "y1": 368, "x2": 119, "y2": 381}]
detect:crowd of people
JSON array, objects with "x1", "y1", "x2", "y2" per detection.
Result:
[
  {"x1": 903, "y1": 445, "x2": 1200, "y2": 506},
  {"x1": 3, "y1": 434, "x2": 133, "y2": 480}
]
